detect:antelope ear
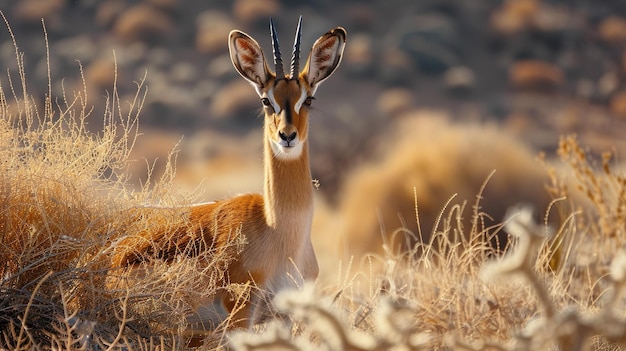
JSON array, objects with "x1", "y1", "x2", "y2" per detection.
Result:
[
  {"x1": 301, "y1": 27, "x2": 346, "y2": 93},
  {"x1": 229, "y1": 30, "x2": 272, "y2": 88}
]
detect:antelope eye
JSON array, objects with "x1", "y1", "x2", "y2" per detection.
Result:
[
  {"x1": 261, "y1": 97, "x2": 271, "y2": 107},
  {"x1": 303, "y1": 96, "x2": 314, "y2": 107}
]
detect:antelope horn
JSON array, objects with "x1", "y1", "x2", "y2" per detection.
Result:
[
  {"x1": 290, "y1": 16, "x2": 303, "y2": 78},
  {"x1": 270, "y1": 18, "x2": 285, "y2": 80}
]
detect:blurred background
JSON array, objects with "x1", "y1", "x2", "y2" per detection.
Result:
[{"x1": 2, "y1": 0, "x2": 626, "y2": 267}]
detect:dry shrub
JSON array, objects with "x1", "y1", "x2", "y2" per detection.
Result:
[
  {"x1": 0, "y1": 16, "x2": 228, "y2": 350},
  {"x1": 338, "y1": 112, "x2": 551, "y2": 260},
  {"x1": 0, "y1": 18, "x2": 131, "y2": 346},
  {"x1": 543, "y1": 135, "x2": 626, "y2": 284}
]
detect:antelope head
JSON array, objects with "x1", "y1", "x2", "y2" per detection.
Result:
[{"x1": 228, "y1": 17, "x2": 346, "y2": 160}]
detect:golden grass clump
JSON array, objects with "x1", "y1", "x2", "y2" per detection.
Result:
[
  {"x1": 338, "y1": 112, "x2": 552, "y2": 260},
  {"x1": 0, "y1": 17, "x2": 229, "y2": 350}
]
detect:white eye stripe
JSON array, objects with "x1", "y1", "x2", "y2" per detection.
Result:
[
  {"x1": 263, "y1": 88, "x2": 281, "y2": 113},
  {"x1": 293, "y1": 86, "x2": 308, "y2": 113}
]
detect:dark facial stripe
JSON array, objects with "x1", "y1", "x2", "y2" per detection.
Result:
[{"x1": 284, "y1": 98, "x2": 292, "y2": 124}]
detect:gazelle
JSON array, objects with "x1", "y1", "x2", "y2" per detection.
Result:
[{"x1": 112, "y1": 18, "x2": 346, "y2": 330}]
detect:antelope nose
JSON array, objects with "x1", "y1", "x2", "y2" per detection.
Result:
[{"x1": 278, "y1": 131, "x2": 297, "y2": 143}]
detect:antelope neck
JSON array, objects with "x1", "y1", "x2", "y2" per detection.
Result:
[{"x1": 263, "y1": 133, "x2": 313, "y2": 228}]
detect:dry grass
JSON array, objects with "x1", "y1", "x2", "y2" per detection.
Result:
[
  {"x1": 3, "y1": 16, "x2": 626, "y2": 351},
  {"x1": 0, "y1": 16, "x2": 225, "y2": 350}
]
